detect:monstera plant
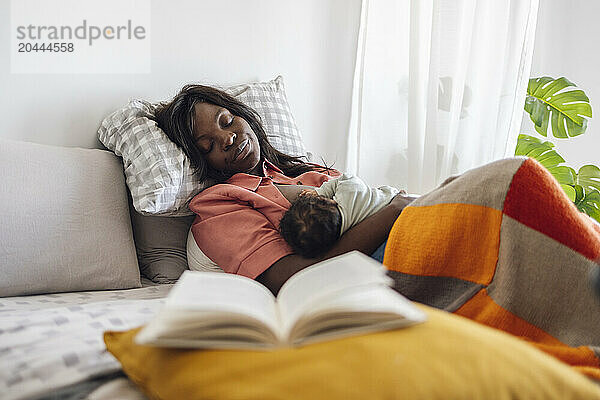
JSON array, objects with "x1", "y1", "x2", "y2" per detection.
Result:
[{"x1": 515, "y1": 76, "x2": 600, "y2": 222}]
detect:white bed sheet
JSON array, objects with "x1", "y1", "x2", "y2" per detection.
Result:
[
  {"x1": 87, "y1": 376, "x2": 148, "y2": 400},
  {"x1": 0, "y1": 283, "x2": 173, "y2": 400}
]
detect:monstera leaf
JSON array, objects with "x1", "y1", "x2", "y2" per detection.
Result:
[
  {"x1": 517, "y1": 77, "x2": 598, "y2": 222},
  {"x1": 515, "y1": 134, "x2": 576, "y2": 200},
  {"x1": 576, "y1": 165, "x2": 600, "y2": 192},
  {"x1": 525, "y1": 77, "x2": 592, "y2": 138},
  {"x1": 573, "y1": 166, "x2": 600, "y2": 220},
  {"x1": 574, "y1": 186, "x2": 600, "y2": 221}
]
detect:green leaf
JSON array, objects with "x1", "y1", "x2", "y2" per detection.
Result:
[
  {"x1": 576, "y1": 189, "x2": 600, "y2": 223},
  {"x1": 514, "y1": 134, "x2": 565, "y2": 170},
  {"x1": 525, "y1": 77, "x2": 592, "y2": 138},
  {"x1": 515, "y1": 135, "x2": 547, "y2": 156},
  {"x1": 576, "y1": 165, "x2": 600, "y2": 192},
  {"x1": 547, "y1": 166, "x2": 576, "y2": 186},
  {"x1": 561, "y1": 184, "x2": 576, "y2": 202},
  {"x1": 536, "y1": 150, "x2": 565, "y2": 169},
  {"x1": 574, "y1": 184, "x2": 585, "y2": 203}
]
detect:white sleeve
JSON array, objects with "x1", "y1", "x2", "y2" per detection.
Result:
[
  {"x1": 314, "y1": 175, "x2": 340, "y2": 198},
  {"x1": 334, "y1": 176, "x2": 399, "y2": 234}
]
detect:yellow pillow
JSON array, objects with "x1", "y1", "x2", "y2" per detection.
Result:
[{"x1": 104, "y1": 304, "x2": 600, "y2": 400}]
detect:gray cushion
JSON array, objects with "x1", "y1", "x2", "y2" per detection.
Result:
[
  {"x1": 0, "y1": 139, "x2": 141, "y2": 296},
  {"x1": 128, "y1": 196, "x2": 195, "y2": 283}
]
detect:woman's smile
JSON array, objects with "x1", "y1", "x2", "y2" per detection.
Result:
[{"x1": 232, "y1": 139, "x2": 249, "y2": 163}]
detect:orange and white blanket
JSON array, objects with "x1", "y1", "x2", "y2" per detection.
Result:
[{"x1": 384, "y1": 157, "x2": 600, "y2": 380}]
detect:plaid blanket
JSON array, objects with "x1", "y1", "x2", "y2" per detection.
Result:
[{"x1": 384, "y1": 157, "x2": 600, "y2": 379}]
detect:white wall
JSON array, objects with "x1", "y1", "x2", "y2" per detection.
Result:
[
  {"x1": 0, "y1": 0, "x2": 361, "y2": 168},
  {"x1": 520, "y1": 0, "x2": 600, "y2": 169}
]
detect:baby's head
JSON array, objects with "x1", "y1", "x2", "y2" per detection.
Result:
[{"x1": 279, "y1": 191, "x2": 342, "y2": 258}]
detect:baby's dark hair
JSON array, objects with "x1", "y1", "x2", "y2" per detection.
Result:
[{"x1": 279, "y1": 195, "x2": 342, "y2": 258}]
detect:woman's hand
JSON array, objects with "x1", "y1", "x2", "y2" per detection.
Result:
[
  {"x1": 390, "y1": 190, "x2": 415, "y2": 211},
  {"x1": 390, "y1": 192, "x2": 418, "y2": 211}
]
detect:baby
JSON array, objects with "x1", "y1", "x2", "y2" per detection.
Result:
[{"x1": 277, "y1": 174, "x2": 411, "y2": 258}]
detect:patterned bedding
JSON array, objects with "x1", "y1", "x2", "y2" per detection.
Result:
[{"x1": 0, "y1": 283, "x2": 172, "y2": 400}]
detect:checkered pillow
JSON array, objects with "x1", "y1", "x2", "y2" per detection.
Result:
[
  {"x1": 98, "y1": 76, "x2": 308, "y2": 215},
  {"x1": 226, "y1": 76, "x2": 307, "y2": 158},
  {"x1": 98, "y1": 99, "x2": 205, "y2": 216}
]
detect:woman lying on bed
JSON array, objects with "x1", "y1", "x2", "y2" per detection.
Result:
[
  {"x1": 155, "y1": 84, "x2": 600, "y2": 380},
  {"x1": 155, "y1": 85, "x2": 415, "y2": 295}
]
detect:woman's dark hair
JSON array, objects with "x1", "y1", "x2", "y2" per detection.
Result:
[
  {"x1": 279, "y1": 195, "x2": 341, "y2": 258},
  {"x1": 154, "y1": 84, "x2": 320, "y2": 181}
]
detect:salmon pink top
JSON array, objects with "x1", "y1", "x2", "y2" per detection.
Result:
[{"x1": 188, "y1": 160, "x2": 339, "y2": 278}]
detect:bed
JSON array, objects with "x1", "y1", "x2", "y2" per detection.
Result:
[
  {"x1": 2, "y1": 77, "x2": 600, "y2": 400},
  {"x1": 0, "y1": 281, "x2": 171, "y2": 400}
]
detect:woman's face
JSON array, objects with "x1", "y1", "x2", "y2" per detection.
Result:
[{"x1": 192, "y1": 102, "x2": 262, "y2": 176}]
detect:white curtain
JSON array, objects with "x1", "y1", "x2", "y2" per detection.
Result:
[{"x1": 346, "y1": 0, "x2": 539, "y2": 194}]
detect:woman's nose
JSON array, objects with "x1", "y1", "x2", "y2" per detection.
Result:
[{"x1": 218, "y1": 131, "x2": 236, "y2": 150}]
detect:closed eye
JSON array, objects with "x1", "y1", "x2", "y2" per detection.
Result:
[
  {"x1": 201, "y1": 144, "x2": 213, "y2": 154},
  {"x1": 196, "y1": 137, "x2": 213, "y2": 154},
  {"x1": 222, "y1": 115, "x2": 234, "y2": 128}
]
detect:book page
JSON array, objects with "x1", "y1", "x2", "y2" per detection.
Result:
[
  {"x1": 276, "y1": 251, "x2": 392, "y2": 335},
  {"x1": 288, "y1": 285, "x2": 427, "y2": 342},
  {"x1": 136, "y1": 309, "x2": 280, "y2": 348},
  {"x1": 164, "y1": 271, "x2": 281, "y2": 335}
]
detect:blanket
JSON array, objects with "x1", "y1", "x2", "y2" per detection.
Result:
[{"x1": 383, "y1": 157, "x2": 600, "y2": 380}]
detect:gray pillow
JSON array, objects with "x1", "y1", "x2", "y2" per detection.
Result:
[
  {"x1": 0, "y1": 139, "x2": 141, "y2": 297},
  {"x1": 128, "y1": 196, "x2": 195, "y2": 283}
]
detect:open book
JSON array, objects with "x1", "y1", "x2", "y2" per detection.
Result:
[{"x1": 136, "y1": 251, "x2": 427, "y2": 349}]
